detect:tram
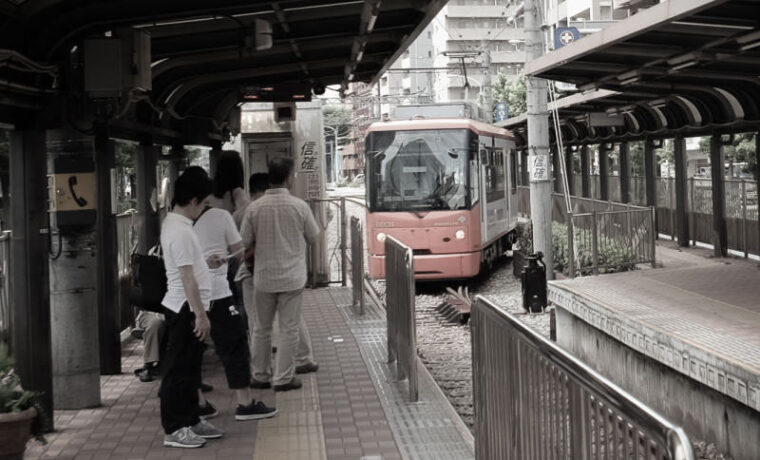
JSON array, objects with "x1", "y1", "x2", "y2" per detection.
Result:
[{"x1": 365, "y1": 118, "x2": 518, "y2": 280}]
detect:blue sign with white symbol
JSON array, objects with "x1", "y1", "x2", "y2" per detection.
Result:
[
  {"x1": 493, "y1": 102, "x2": 509, "y2": 122},
  {"x1": 554, "y1": 27, "x2": 580, "y2": 49}
]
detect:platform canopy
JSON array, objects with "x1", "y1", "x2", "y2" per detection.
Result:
[
  {"x1": 0, "y1": 0, "x2": 445, "y2": 142},
  {"x1": 500, "y1": 0, "x2": 760, "y2": 146}
]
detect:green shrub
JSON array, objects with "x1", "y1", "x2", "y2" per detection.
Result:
[{"x1": 551, "y1": 222, "x2": 638, "y2": 275}]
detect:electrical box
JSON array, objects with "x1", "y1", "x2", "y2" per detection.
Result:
[
  {"x1": 118, "y1": 28, "x2": 152, "y2": 92},
  {"x1": 49, "y1": 157, "x2": 97, "y2": 228},
  {"x1": 84, "y1": 38, "x2": 123, "y2": 98},
  {"x1": 274, "y1": 102, "x2": 296, "y2": 122}
]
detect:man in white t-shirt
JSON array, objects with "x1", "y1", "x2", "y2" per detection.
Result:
[
  {"x1": 193, "y1": 204, "x2": 277, "y2": 421},
  {"x1": 158, "y1": 167, "x2": 223, "y2": 449}
]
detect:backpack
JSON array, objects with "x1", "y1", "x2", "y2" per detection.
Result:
[{"x1": 128, "y1": 245, "x2": 167, "y2": 313}]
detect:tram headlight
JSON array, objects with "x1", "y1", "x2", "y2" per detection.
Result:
[
  {"x1": 376, "y1": 232, "x2": 387, "y2": 242},
  {"x1": 455, "y1": 230, "x2": 466, "y2": 240}
]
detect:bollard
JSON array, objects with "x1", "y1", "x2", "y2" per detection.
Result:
[{"x1": 521, "y1": 252, "x2": 547, "y2": 313}]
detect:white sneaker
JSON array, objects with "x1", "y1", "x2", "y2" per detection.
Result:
[
  {"x1": 163, "y1": 426, "x2": 206, "y2": 448},
  {"x1": 191, "y1": 419, "x2": 224, "y2": 439}
]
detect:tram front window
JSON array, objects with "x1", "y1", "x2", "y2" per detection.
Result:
[{"x1": 367, "y1": 129, "x2": 470, "y2": 212}]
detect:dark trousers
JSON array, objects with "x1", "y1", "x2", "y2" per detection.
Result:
[
  {"x1": 209, "y1": 296, "x2": 251, "y2": 389},
  {"x1": 159, "y1": 304, "x2": 202, "y2": 434}
]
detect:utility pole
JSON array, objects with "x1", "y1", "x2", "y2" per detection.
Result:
[
  {"x1": 481, "y1": 39, "x2": 493, "y2": 123},
  {"x1": 525, "y1": 0, "x2": 554, "y2": 279}
]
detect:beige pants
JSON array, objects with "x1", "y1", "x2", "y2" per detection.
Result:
[
  {"x1": 242, "y1": 278, "x2": 313, "y2": 379},
  {"x1": 135, "y1": 311, "x2": 165, "y2": 365}
]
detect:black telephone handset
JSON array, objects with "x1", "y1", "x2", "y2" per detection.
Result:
[{"x1": 68, "y1": 175, "x2": 88, "y2": 207}]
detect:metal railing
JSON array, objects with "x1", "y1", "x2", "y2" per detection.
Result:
[
  {"x1": 0, "y1": 231, "x2": 11, "y2": 348},
  {"x1": 565, "y1": 207, "x2": 656, "y2": 277},
  {"x1": 472, "y1": 296, "x2": 695, "y2": 460},
  {"x1": 349, "y1": 216, "x2": 365, "y2": 315},
  {"x1": 308, "y1": 197, "x2": 348, "y2": 286},
  {"x1": 385, "y1": 236, "x2": 418, "y2": 402}
]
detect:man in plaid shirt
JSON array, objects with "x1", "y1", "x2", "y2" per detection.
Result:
[{"x1": 240, "y1": 157, "x2": 321, "y2": 391}]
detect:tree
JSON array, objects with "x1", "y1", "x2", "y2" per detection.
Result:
[
  {"x1": 322, "y1": 105, "x2": 352, "y2": 144},
  {"x1": 492, "y1": 71, "x2": 527, "y2": 118},
  {"x1": 699, "y1": 133, "x2": 757, "y2": 179}
]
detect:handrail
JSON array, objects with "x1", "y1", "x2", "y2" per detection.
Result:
[
  {"x1": 472, "y1": 295, "x2": 694, "y2": 460},
  {"x1": 350, "y1": 216, "x2": 365, "y2": 315}
]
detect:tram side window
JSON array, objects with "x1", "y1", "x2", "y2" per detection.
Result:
[
  {"x1": 486, "y1": 148, "x2": 505, "y2": 202},
  {"x1": 510, "y1": 149, "x2": 517, "y2": 193}
]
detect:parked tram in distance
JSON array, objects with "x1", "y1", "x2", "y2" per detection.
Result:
[{"x1": 365, "y1": 118, "x2": 518, "y2": 280}]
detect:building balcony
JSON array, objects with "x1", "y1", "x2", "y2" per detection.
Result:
[
  {"x1": 445, "y1": 5, "x2": 507, "y2": 18},
  {"x1": 444, "y1": 28, "x2": 524, "y2": 41},
  {"x1": 491, "y1": 51, "x2": 525, "y2": 64}
]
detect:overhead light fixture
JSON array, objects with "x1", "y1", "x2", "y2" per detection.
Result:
[
  {"x1": 617, "y1": 70, "x2": 641, "y2": 86},
  {"x1": 649, "y1": 98, "x2": 668, "y2": 109},
  {"x1": 667, "y1": 52, "x2": 699, "y2": 72},
  {"x1": 739, "y1": 41, "x2": 760, "y2": 51},
  {"x1": 737, "y1": 30, "x2": 760, "y2": 51},
  {"x1": 670, "y1": 60, "x2": 698, "y2": 72}
]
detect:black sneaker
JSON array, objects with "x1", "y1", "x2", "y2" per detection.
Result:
[
  {"x1": 200, "y1": 382, "x2": 214, "y2": 393},
  {"x1": 138, "y1": 366, "x2": 160, "y2": 382},
  {"x1": 274, "y1": 377, "x2": 302, "y2": 392},
  {"x1": 250, "y1": 379, "x2": 272, "y2": 389},
  {"x1": 295, "y1": 362, "x2": 319, "y2": 374},
  {"x1": 235, "y1": 400, "x2": 279, "y2": 421},
  {"x1": 198, "y1": 401, "x2": 218, "y2": 420}
]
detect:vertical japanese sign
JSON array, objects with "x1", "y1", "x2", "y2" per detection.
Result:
[
  {"x1": 530, "y1": 155, "x2": 550, "y2": 182},
  {"x1": 299, "y1": 141, "x2": 322, "y2": 200}
]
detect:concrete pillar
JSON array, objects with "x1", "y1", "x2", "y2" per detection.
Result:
[
  {"x1": 9, "y1": 129, "x2": 54, "y2": 424},
  {"x1": 599, "y1": 142, "x2": 609, "y2": 201},
  {"x1": 209, "y1": 147, "x2": 222, "y2": 179},
  {"x1": 581, "y1": 144, "x2": 591, "y2": 198},
  {"x1": 136, "y1": 141, "x2": 160, "y2": 253},
  {"x1": 47, "y1": 129, "x2": 101, "y2": 409},
  {"x1": 95, "y1": 127, "x2": 120, "y2": 375},
  {"x1": 521, "y1": 149, "x2": 529, "y2": 185},
  {"x1": 565, "y1": 145, "x2": 575, "y2": 196},
  {"x1": 619, "y1": 141, "x2": 630, "y2": 203},
  {"x1": 674, "y1": 136, "x2": 689, "y2": 247},
  {"x1": 756, "y1": 133, "x2": 759, "y2": 262},
  {"x1": 710, "y1": 135, "x2": 728, "y2": 257}
]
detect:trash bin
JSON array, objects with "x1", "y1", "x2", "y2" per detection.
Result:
[{"x1": 521, "y1": 252, "x2": 547, "y2": 313}]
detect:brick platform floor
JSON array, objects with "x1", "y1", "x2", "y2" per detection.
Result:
[{"x1": 25, "y1": 287, "x2": 472, "y2": 459}]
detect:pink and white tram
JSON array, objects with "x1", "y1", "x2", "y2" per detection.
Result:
[{"x1": 365, "y1": 118, "x2": 519, "y2": 280}]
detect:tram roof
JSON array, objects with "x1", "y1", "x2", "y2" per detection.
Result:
[
  {"x1": 368, "y1": 118, "x2": 515, "y2": 139},
  {"x1": 497, "y1": 0, "x2": 760, "y2": 147},
  {"x1": 0, "y1": 0, "x2": 446, "y2": 142}
]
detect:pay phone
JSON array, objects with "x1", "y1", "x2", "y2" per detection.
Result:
[{"x1": 49, "y1": 157, "x2": 97, "y2": 229}]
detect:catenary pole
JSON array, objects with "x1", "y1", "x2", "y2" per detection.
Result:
[
  {"x1": 525, "y1": 0, "x2": 553, "y2": 279},
  {"x1": 481, "y1": 39, "x2": 493, "y2": 123}
]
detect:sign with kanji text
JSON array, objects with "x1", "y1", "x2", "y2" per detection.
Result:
[{"x1": 530, "y1": 155, "x2": 550, "y2": 182}]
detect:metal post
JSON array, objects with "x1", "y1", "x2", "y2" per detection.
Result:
[
  {"x1": 674, "y1": 135, "x2": 689, "y2": 247},
  {"x1": 567, "y1": 212, "x2": 575, "y2": 278},
  {"x1": 599, "y1": 142, "x2": 609, "y2": 201},
  {"x1": 95, "y1": 127, "x2": 121, "y2": 375},
  {"x1": 552, "y1": 146, "x2": 562, "y2": 193},
  {"x1": 619, "y1": 141, "x2": 630, "y2": 203},
  {"x1": 591, "y1": 210, "x2": 599, "y2": 275},
  {"x1": 650, "y1": 206, "x2": 657, "y2": 267},
  {"x1": 525, "y1": 0, "x2": 553, "y2": 280},
  {"x1": 340, "y1": 197, "x2": 347, "y2": 286},
  {"x1": 756, "y1": 132, "x2": 760, "y2": 262},
  {"x1": 136, "y1": 141, "x2": 159, "y2": 253},
  {"x1": 644, "y1": 137, "x2": 657, "y2": 235},
  {"x1": 690, "y1": 177, "x2": 696, "y2": 246},
  {"x1": 742, "y1": 180, "x2": 747, "y2": 258},
  {"x1": 710, "y1": 135, "x2": 728, "y2": 257},
  {"x1": 9, "y1": 129, "x2": 53, "y2": 426},
  {"x1": 565, "y1": 145, "x2": 575, "y2": 196},
  {"x1": 581, "y1": 144, "x2": 590, "y2": 198}
]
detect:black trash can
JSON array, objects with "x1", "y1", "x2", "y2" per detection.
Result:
[{"x1": 521, "y1": 252, "x2": 547, "y2": 313}]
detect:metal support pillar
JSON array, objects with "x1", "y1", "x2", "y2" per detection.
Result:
[
  {"x1": 644, "y1": 137, "x2": 657, "y2": 235},
  {"x1": 552, "y1": 147, "x2": 562, "y2": 193},
  {"x1": 674, "y1": 136, "x2": 689, "y2": 247},
  {"x1": 9, "y1": 129, "x2": 53, "y2": 425},
  {"x1": 580, "y1": 144, "x2": 590, "y2": 198},
  {"x1": 565, "y1": 145, "x2": 574, "y2": 196},
  {"x1": 95, "y1": 127, "x2": 120, "y2": 375},
  {"x1": 521, "y1": 149, "x2": 529, "y2": 185},
  {"x1": 209, "y1": 147, "x2": 222, "y2": 179},
  {"x1": 481, "y1": 40, "x2": 492, "y2": 123},
  {"x1": 619, "y1": 141, "x2": 630, "y2": 203},
  {"x1": 599, "y1": 143, "x2": 609, "y2": 201},
  {"x1": 136, "y1": 141, "x2": 159, "y2": 253},
  {"x1": 710, "y1": 135, "x2": 728, "y2": 257},
  {"x1": 756, "y1": 133, "x2": 760, "y2": 262}
]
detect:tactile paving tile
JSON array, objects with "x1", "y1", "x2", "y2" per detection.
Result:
[{"x1": 328, "y1": 287, "x2": 475, "y2": 460}]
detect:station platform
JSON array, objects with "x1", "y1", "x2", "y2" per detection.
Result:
[
  {"x1": 548, "y1": 241, "x2": 760, "y2": 459},
  {"x1": 26, "y1": 287, "x2": 474, "y2": 460}
]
